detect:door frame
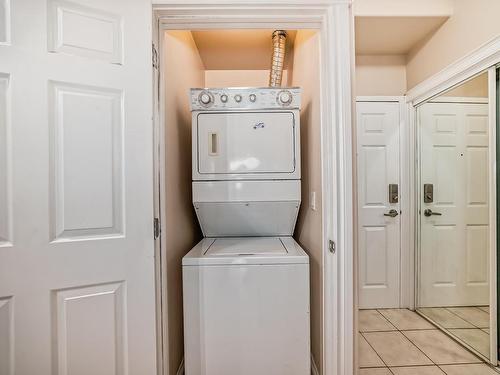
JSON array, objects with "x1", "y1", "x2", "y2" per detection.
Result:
[
  {"x1": 355, "y1": 96, "x2": 414, "y2": 309},
  {"x1": 151, "y1": 2, "x2": 355, "y2": 375},
  {"x1": 407, "y1": 36, "x2": 500, "y2": 364}
]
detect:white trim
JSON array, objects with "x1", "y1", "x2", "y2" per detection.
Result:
[
  {"x1": 488, "y1": 67, "x2": 498, "y2": 365},
  {"x1": 428, "y1": 96, "x2": 489, "y2": 104},
  {"x1": 152, "y1": 3, "x2": 354, "y2": 375},
  {"x1": 406, "y1": 35, "x2": 500, "y2": 105},
  {"x1": 356, "y1": 95, "x2": 403, "y2": 103}
]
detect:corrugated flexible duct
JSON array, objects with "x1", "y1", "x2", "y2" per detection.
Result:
[{"x1": 269, "y1": 30, "x2": 287, "y2": 87}]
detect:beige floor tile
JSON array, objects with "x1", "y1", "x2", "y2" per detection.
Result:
[
  {"x1": 363, "y1": 331, "x2": 432, "y2": 367},
  {"x1": 447, "y1": 307, "x2": 490, "y2": 329},
  {"x1": 379, "y1": 309, "x2": 435, "y2": 330},
  {"x1": 440, "y1": 364, "x2": 500, "y2": 375},
  {"x1": 403, "y1": 330, "x2": 481, "y2": 365},
  {"x1": 418, "y1": 308, "x2": 474, "y2": 329},
  {"x1": 448, "y1": 329, "x2": 490, "y2": 358},
  {"x1": 359, "y1": 333, "x2": 385, "y2": 368},
  {"x1": 478, "y1": 306, "x2": 490, "y2": 313},
  {"x1": 390, "y1": 366, "x2": 446, "y2": 375},
  {"x1": 359, "y1": 309, "x2": 397, "y2": 332},
  {"x1": 359, "y1": 368, "x2": 392, "y2": 375}
]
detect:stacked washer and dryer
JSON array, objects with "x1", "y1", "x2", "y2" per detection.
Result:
[{"x1": 183, "y1": 87, "x2": 310, "y2": 374}]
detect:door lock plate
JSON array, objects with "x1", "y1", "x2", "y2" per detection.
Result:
[
  {"x1": 424, "y1": 184, "x2": 433, "y2": 203},
  {"x1": 389, "y1": 184, "x2": 399, "y2": 203}
]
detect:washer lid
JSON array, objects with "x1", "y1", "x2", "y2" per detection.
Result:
[
  {"x1": 183, "y1": 237, "x2": 309, "y2": 266},
  {"x1": 205, "y1": 237, "x2": 287, "y2": 256}
]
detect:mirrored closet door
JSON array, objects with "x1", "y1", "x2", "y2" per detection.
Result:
[{"x1": 415, "y1": 70, "x2": 497, "y2": 363}]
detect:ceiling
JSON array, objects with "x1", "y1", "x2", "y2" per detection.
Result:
[
  {"x1": 355, "y1": 16, "x2": 449, "y2": 55},
  {"x1": 191, "y1": 30, "x2": 297, "y2": 70}
]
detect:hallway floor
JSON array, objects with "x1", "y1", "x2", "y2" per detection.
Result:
[{"x1": 358, "y1": 309, "x2": 499, "y2": 374}]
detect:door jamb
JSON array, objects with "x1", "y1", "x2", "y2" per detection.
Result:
[
  {"x1": 152, "y1": 2, "x2": 355, "y2": 375},
  {"x1": 355, "y1": 96, "x2": 414, "y2": 309}
]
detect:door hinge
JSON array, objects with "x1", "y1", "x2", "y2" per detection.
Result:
[
  {"x1": 152, "y1": 44, "x2": 159, "y2": 70},
  {"x1": 329, "y1": 239, "x2": 336, "y2": 254},
  {"x1": 154, "y1": 218, "x2": 160, "y2": 240}
]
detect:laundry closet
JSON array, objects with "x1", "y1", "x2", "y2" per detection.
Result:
[{"x1": 159, "y1": 29, "x2": 323, "y2": 374}]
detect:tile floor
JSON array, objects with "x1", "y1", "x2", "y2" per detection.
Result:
[
  {"x1": 358, "y1": 309, "x2": 499, "y2": 375},
  {"x1": 418, "y1": 306, "x2": 490, "y2": 358}
]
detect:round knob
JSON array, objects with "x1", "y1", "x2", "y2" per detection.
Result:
[
  {"x1": 200, "y1": 93, "x2": 211, "y2": 104},
  {"x1": 278, "y1": 90, "x2": 292, "y2": 105},
  {"x1": 234, "y1": 94, "x2": 242, "y2": 103},
  {"x1": 249, "y1": 94, "x2": 257, "y2": 102},
  {"x1": 220, "y1": 94, "x2": 228, "y2": 103}
]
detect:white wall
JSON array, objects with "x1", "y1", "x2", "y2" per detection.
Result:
[
  {"x1": 163, "y1": 30, "x2": 204, "y2": 375},
  {"x1": 291, "y1": 29, "x2": 323, "y2": 373},
  {"x1": 355, "y1": 55, "x2": 407, "y2": 96},
  {"x1": 406, "y1": 0, "x2": 500, "y2": 89}
]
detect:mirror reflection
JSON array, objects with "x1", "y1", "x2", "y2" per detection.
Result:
[{"x1": 416, "y1": 71, "x2": 491, "y2": 359}]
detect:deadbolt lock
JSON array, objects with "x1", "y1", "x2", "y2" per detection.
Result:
[{"x1": 389, "y1": 184, "x2": 399, "y2": 203}]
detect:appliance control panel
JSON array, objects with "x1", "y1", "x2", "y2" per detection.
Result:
[{"x1": 190, "y1": 87, "x2": 301, "y2": 111}]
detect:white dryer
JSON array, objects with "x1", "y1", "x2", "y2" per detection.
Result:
[{"x1": 183, "y1": 87, "x2": 310, "y2": 375}]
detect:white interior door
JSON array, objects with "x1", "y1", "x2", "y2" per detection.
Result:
[
  {"x1": 0, "y1": 1, "x2": 157, "y2": 374},
  {"x1": 357, "y1": 101, "x2": 401, "y2": 309},
  {"x1": 419, "y1": 102, "x2": 489, "y2": 307}
]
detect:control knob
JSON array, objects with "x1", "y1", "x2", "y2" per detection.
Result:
[
  {"x1": 249, "y1": 94, "x2": 257, "y2": 102},
  {"x1": 198, "y1": 91, "x2": 213, "y2": 106},
  {"x1": 234, "y1": 94, "x2": 242, "y2": 103},
  {"x1": 278, "y1": 90, "x2": 293, "y2": 105},
  {"x1": 220, "y1": 94, "x2": 228, "y2": 103}
]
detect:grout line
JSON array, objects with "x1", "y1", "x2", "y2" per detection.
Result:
[
  {"x1": 443, "y1": 306, "x2": 490, "y2": 330},
  {"x1": 374, "y1": 309, "x2": 399, "y2": 330},
  {"x1": 359, "y1": 331, "x2": 390, "y2": 369},
  {"x1": 358, "y1": 309, "x2": 492, "y2": 372}
]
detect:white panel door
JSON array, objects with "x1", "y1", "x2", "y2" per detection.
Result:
[
  {"x1": 419, "y1": 102, "x2": 489, "y2": 307},
  {"x1": 357, "y1": 101, "x2": 401, "y2": 309},
  {"x1": 0, "y1": 1, "x2": 157, "y2": 374}
]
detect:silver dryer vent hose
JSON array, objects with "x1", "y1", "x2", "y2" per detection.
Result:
[{"x1": 269, "y1": 30, "x2": 287, "y2": 87}]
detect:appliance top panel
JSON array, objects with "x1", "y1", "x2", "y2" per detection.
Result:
[
  {"x1": 190, "y1": 87, "x2": 301, "y2": 111},
  {"x1": 182, "y1": 237, "x2": 309, "y2": 266}
]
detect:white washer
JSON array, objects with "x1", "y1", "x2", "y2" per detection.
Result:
[{"x1": 183, "y1": 236, "x2": 310, "y2": 375}]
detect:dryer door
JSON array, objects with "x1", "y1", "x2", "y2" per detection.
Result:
[{"x1": 196, "y1": 111, "x2": 297, "y2": 176}]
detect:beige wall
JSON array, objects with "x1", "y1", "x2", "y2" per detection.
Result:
[
  {"x1": 355, "y1": 55, "x2": 407, "y2": 96},
  {"x1": 204, "y1": 69, "x2": 291, "y2": 87},
  {"x1": 407, "y1": 0, "x2": 500, "y2": 89},
  {"x1": 163, "y1": 30, "x2": 204, "y2": 374},
  {"x1": 291, "y1": 29, "x2": 323, "y2": 373},
  {"x1": 441, "y1": 71, "x2": 488, "y2": 98}
]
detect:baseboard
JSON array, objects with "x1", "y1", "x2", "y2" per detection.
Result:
[
  {"x1": 176, "y1": 354, "x2": 318, "y2": 375},
  {"x1": 311, "y1": 353, "x2": 319, "y2": 375},
  {"x1": 176, "y1": 358, "x2": 184, "y2": 375}
]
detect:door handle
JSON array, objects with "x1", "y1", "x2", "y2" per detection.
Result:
[
  {"x1": 424, "y1": 209, "x2": 442, "y2": 217},
  {"x1": 383, "y1": 209, "x2": 399, "y2": 218}
]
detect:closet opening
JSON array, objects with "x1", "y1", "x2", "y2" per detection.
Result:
[{"x1": 157, "y1": 28, "x2": 324, "y2": 374}]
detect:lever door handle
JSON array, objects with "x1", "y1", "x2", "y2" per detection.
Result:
[
  {"x1": 424, "y1": 209, "x2": 442, "y2": 217},
  {"x1": 384, "y1": 209, "x2": 399, "y2": 218}
]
